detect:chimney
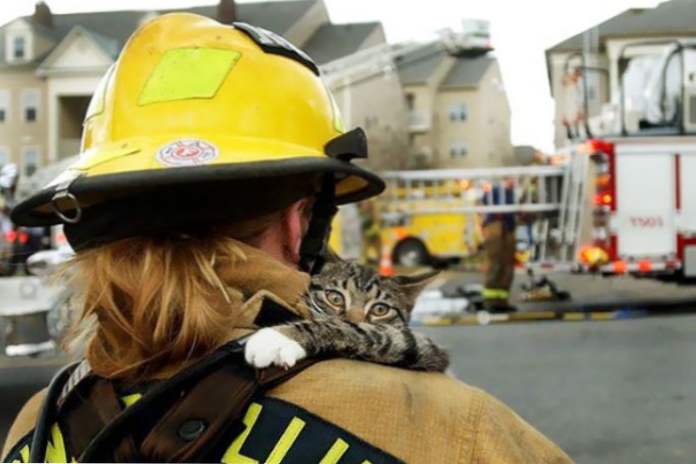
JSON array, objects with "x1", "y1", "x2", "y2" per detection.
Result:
[
  {"x1": 217, "y1": 0, "x2": 237, "y2": 24},
  {"x1": 33, "y1": 1, "x2": 53, "y2": 28}
]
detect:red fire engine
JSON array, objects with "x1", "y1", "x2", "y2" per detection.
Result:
[{"x1": 561, "y1": 40, "x2": 696, "y2": 280}]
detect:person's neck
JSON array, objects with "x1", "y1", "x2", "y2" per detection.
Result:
[{"x1": 246, "y1": 229, "x2": 299, "y2": 269}]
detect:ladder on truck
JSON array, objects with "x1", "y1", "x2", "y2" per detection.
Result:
[
  {"x1": 556, "y1": 150, "x2": 589, "y2": 265},
  {"x1": 379, "y1": 162, "x2": 587, "y2": 267}
]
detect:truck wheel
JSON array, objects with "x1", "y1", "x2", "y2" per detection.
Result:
[{"x1": 393, "y1": 239, "x2": 430, "y2": 267}]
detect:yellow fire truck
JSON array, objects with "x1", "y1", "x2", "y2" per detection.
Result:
[
  {"x1": 372, "y1": 167, "x2": 567, "y2": 266},
  {"x1": 377, "y1": 179, "x2": 481, "y2": 266}
]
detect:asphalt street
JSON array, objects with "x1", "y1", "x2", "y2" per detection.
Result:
[
  {"x1": 419, "y1": 315, "x2": 696, "y2": 464},
  {"x1": 1, "y1": 315, "x2": 694, "y2": 463},
  {"x1": 439, "y1": 270, "x2": 696, "y2": 310}
]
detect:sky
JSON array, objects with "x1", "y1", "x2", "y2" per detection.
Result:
[{"x1": 0, "y1": 0, "x2": 665, "y2": 152}]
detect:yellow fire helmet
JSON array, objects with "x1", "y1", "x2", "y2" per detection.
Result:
[{"x1": 11, "y1": 13, "x2": 384, "y2": 268}]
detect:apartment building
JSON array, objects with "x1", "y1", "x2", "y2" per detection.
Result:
[
  {"x1": 0, "y1": 0, "x2": 407, "y2": 176},
  {"x1": 546, "y1": 0, "x2": 696, "y2": 149},
  {"x1": 304, "y1": 23, "x2": 409, "y2": 171},
  {"x1": 396, "y1": 40, "x2": 513, "y2": 169}
]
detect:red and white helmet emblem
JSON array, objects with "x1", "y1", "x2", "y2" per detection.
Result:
[{"x1": 157, "y1": 139, "x2": 218, "y2": 167}]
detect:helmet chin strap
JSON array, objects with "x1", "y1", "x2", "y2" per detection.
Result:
[{"x1": 299, "y1": 175, "x2": 337, "y2": 274}]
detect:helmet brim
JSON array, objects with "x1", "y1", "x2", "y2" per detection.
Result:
[{"x1": 11, "y1": 156, "x2": 384, "y2": 227}]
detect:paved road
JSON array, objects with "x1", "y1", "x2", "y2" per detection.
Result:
[
  {"x1": 438, "y1": 270, "x2": 696, "y2": 309},
  {"x1": 1, "y1": 316, "x2": 695, "y2": 463},
  {"x1": 419, "y1": 315, "x2": 696, "y2": 464}
]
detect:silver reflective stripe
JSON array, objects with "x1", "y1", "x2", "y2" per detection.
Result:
[{"x1": 58, "y1": 359, "x2": 92, "y2": 407}]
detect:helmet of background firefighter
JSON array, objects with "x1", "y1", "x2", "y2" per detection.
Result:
[{"x1": 0, "y1": 164, "x2": 18, "y2": 189}]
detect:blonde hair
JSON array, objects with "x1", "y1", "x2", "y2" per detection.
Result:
[{"x1": 69, "y1": 211, "x2": 282, "y2": 381}]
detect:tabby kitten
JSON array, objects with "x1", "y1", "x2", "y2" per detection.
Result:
[{"x1": 244, "y1": 260, "x2": 449, "y2": 372}]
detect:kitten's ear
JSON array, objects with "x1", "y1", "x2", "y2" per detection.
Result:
[
  {"x1": 322, "y1": 247, "x2": 344, "y2": 264},
  {"x1": 390, "y1": 270, "x2": 440, "y2": 301},
  {"x1": 316, "y1": 247, "x2": 344, "y2": 272}
]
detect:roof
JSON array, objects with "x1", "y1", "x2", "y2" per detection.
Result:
[
  {"x1": 439, "y1": 55, "x2": 494, "y2": 90},
  {"x1": 302, "y1": 22, "x2": 381, "y2": 65},
  {"x1": 77, "y1": 27, "x2": 120, "y2": 59},
  {"x1": 395, "y1": 42, "x2": 447, "y2": 85},
  {"x1": 0, "y1": 0, "x2": 316, "y2": 67},
  {"x1": 548, "y1": 0, "x2": 696, "y2": 52}
]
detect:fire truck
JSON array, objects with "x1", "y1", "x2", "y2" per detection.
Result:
[
  {"x1": 376, "y1": 167, "x2": 566, "y2": 267},
  {"x1": 360, "y1": 40, "x2": 696, "y2": 283},
  {"x1": 559, "y1": 40, "x2": 696, "y2": 280}
]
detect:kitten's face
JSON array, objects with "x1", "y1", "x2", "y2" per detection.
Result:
[{"x1": 307, "y1": 262, "x2": 438, "y2": 325}]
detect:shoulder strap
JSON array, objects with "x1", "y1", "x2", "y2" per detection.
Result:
[
  {"x1": 140, "y1": 357, "x2": 316, "y2": 462},
  {"x1": 78, "y1": 341, "x2": 316, "y2": 462},
  {"x1": 59, "y1": 378, "x2": 140, "y2": 462},
  {"x1": 29, "y1": 362, "x2": 79, "y2": 463}
]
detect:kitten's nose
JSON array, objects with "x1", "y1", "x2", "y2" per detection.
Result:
[{"x1": 346, "y1": 308, "x2": 364, "y2": 323}]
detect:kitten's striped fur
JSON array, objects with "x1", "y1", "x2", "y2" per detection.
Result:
[{"x1": 261, "y1": 260, "x2": 449, "y2": 372}]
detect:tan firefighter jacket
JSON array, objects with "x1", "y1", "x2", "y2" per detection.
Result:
[{"x1": 3, "y1": 241, "x2": 573, "y2": 463}]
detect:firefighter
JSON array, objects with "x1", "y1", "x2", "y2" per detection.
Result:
[
  {"x1": 2, "y1": 14, "x2": 571, "y2": 463},
  {"x1": 481, "y1": 178, "x2": 518, "y2": 312},
  {"x1": 0, "y1": 164, "x2": 17, "y2": 275},
  {"x1": 359, "y1": 198, "x2": 381, "y2": 263},
  {"x1": 0, "y1": 163, "x2": 18, "y2": 226}
]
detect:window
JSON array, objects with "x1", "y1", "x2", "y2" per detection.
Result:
[
  {"x1": 0, "y1": 147, "x2": 9, "y2": 166},
  {"x1": 0, "y1": 90, "x2": 9, "y2": 123},
  {"x1": 448, "y1": 103, "x2": 468, "y2": 122},
  {"x1": 22, "y1": 89, "x2": 39, "y2": 123},
  {"x1": 13, "y1": 36, "x2": 25, "y2": 60},
  {"x1": 5, "y1": 31, "x2": 32, "y2": 63},
  {"x1": 586, "y1": 86, "x2": 596, "y2": 101},
  {"x1": 405, "y1": 93, "x2": 415, "y2": 110},
  {"x1": 449, "y1": 141, "x2": 468, "y2": 158},
  {"x1": 21, "y1": 146, "x2": 39, "y2": 177}
]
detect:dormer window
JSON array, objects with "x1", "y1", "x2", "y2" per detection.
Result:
[
  {"x1": 5, "y1": 25, "x2": 33, "y2": 64},
  {"x1": 13, "y1": 36, "x2": 25, "y2": 60}
]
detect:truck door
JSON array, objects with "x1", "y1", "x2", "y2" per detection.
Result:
[
  {"x1": 615, "y1": 145, "x2": 676, "y2": 260},
  {"x1": 680, "y1": 152, "x2": 696, "y2": 276}
]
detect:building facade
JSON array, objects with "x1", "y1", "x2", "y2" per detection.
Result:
[
  {"x1": 396, "y1": 41, "x2": 513, "y2": 169},
  {"x1": 305, "y1": 23, "x2": 410, "y2": 171}
]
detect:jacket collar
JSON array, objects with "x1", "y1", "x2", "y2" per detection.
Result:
[{"x1": 217, "y1": 240, "x2": 312, "y2": 331}]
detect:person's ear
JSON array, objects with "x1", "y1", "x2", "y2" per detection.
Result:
[{"x1": 282, "y1": 199, "x2": 312, "y2": 265}]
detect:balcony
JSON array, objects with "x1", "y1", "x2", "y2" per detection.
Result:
[{"x1": 408, "y1": 110, "x2": 432, "y2": 132}]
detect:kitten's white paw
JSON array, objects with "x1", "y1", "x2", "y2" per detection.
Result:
[{"x1": 244, "y1": 328, "x2": 307, "y2": 369}]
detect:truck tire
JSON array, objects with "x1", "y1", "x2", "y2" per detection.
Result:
[{"x1": 393, "y1": 238, "x2": 430, "y2": 267}]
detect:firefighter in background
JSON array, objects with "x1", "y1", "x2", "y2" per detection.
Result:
[
  {"x1": 359, "y1": 198, "x2": 381, "y2": 263},
  {"x1": 0, "y1": 164, "x2": 50, "y2": 274},
  {"x1": 481, "y1": 178, "x2": 517, "y2": 312},
  {"x1": 0, "y1": 163, "x2": 18, "y2": 218},
  {"x1": 0, "y1": 164, "x2": 18, "y2": 275}
]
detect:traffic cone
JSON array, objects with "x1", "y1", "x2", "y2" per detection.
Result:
[{"x1": 379, "y1": 245, "x2": 394, "y2": 276}]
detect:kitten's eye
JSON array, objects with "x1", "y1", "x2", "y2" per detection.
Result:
[
  {"x1": 324, "y1": 290, "x2": 345, "y2": 308},
  {"x1": 369, "y1": 303, "x2": 391, "y2": 318}
]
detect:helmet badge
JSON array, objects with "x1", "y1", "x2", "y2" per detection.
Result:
[{"x1": 157, "y1": 139, "x2": 219, "y2": 167}]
